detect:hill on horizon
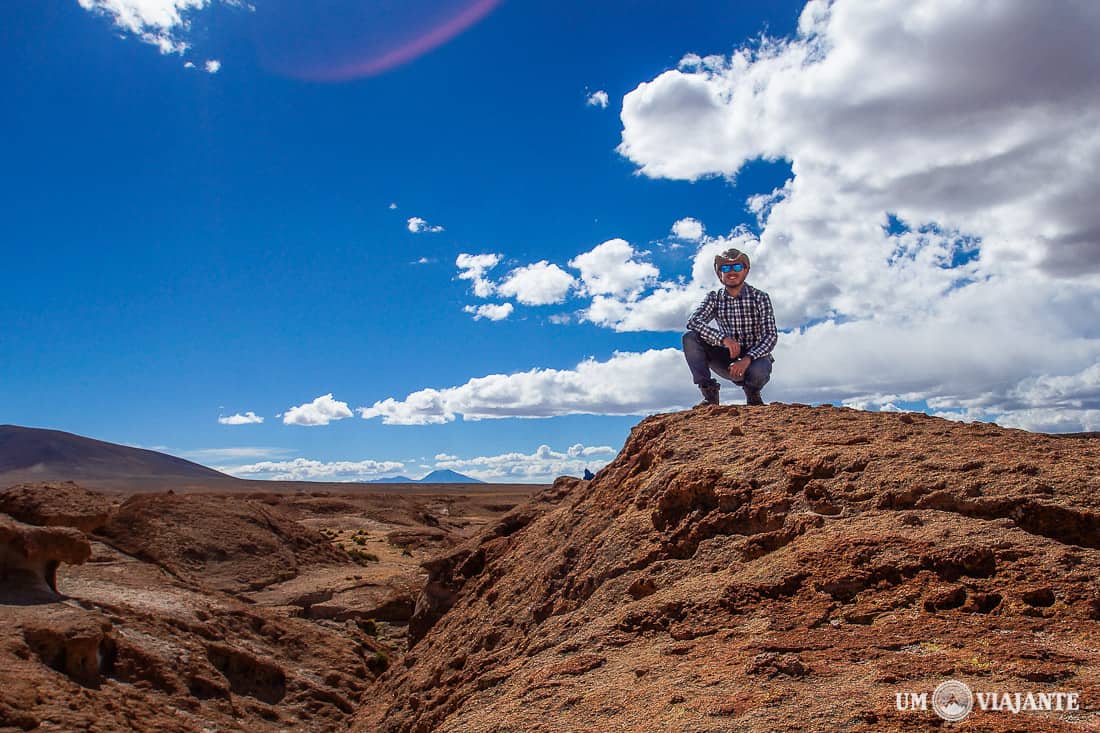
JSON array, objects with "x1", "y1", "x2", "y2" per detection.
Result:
[{"x1": 0, "y1": 424, "x2": 234, "y2": 486}]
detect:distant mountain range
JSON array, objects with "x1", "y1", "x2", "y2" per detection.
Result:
[
  {"x1": 367, "y1": 469, "x2": 484, "y2": 484},
  {"x1": 0, "y1": 424, "x2": 233, "y2": 486}
]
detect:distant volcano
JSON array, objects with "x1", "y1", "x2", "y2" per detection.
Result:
[{"x1": 369, "y1": 469, "x2": 484, "y2": 484}]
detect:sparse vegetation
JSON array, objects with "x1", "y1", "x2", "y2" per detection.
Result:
[
  {"x1": 348, "y1": 548, "x2": 379, "y2": 565},
  {"x1": 366, "y1": 650, "x2": 389, "y2": 673}
]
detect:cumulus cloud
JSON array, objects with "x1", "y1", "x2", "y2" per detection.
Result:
[
  {"x1": 568, "y1": 238, "x2": 659, "y2": 298},
  {"x1": 204, "y1": 59, "x2": 221, "y2": 73},
  {"x1": 586, "y1": 90, "x2": 609, "y2": 108},
  {"x1": 497, "y1": 261, "x2": 576, "y2": 305},
  {"x1": 282, "y1": 393, "x2": 353, "y2": 426},
  {"x1": 671, "y1": 217, "x2": 705, "y2": 241},
  {"x1": 358, "y1": 348, "x2": 695, "y2": 425},
  {"x1": 408, "y1": 216, "x2": 445, "y2": 233},
  {"x1": 78, "y1": 0, "x2": 210, "y2": 54},
  {"x1": 456, "y1": 252, "x2": 501, "y2": 298},
  {"x1": 218, "y1": 411, "x2": 263, "y2": 425},
  {"x1": 993, "y1": 409, "x2": 1100, "y2": 433},
  {"x1": 434, "y1": 443, "x2": 617, "y2": 482},
  {"x1": 464, "y1": 303, "x2": 514, "y2": 321},
  {"x1": 223, "y1": 457, "x2": 407, "y2": 481}
]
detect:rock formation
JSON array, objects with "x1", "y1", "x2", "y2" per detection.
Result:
[
  {"x1": 96, "y1": 492, "x2": 349, "y2": 593},
  {"x1": 355, "y1": 405, "x2": 1100, "y2": 732},
  {"x1": 0, "y1": 484, "x2": 390, "y2": 732},
  {"x1": 0, "y1": 480, "x2": 113, "y2": 533},
  {"x1": 0, "y1": 512, "x2": 90, "y2": 596}
]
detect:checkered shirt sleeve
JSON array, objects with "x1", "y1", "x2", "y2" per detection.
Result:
[{"x1": 686, "y1": 285, "x2": 778, "y2": 359}]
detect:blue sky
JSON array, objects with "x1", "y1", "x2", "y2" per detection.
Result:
[{"x1": 3, "y1": 1, "x2": 1100, "y2": 482}]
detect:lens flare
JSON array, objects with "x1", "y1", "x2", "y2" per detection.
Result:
[{"x1": 254, "y1": 0, "x2": 502, "y2": 82}]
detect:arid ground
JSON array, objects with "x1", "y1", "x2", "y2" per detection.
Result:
[{"x1": 0, "y1": 479, "x2": 535, "y2": 732}]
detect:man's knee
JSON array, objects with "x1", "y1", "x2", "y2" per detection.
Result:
[
  {"x1": 745, "y1": 359, "x2": 772, "y2": 389},
  {"x1": 682, "y1": 331, "x2": 704, "y2": 349}
]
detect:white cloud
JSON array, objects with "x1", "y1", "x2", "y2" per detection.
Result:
[
  {"x1": 218, "y1": 411, "x2": 263, "y2": 425},
  {"x1": 78, "y1": 0, "x2": 209, "y2": 54},
  {"x1": 464, "y1": 303, "x2": 514, "y2": 321},
  {"x1": 671, "y1": 217, "x2": 705, "y2": 241},
  {"x1": 993, "y1": 409, "x2": 1100, "y2": 433},
  {"x1": 357, "y1": 348, "x2": 695, "y2": 425},
  {"x1": 184, "y1": 61, "x2": 195, "y2": 68},
  {"x1": 568, "y1": 238, "x2": 659, "y2": 298},
  {"x1": 223, "y1": 457, "x2": 407, "y2": 482},
  {"x1": 414, "y1": 256, "x2": 432, "y2": 265},
  {"x1": 497, "y1": 261, "x2": 576, "y2": 305},
  {"x1": 408, "y1": 216, "x2": 444, "y2": 233},
  {"x1": 456, "y1": 252, "x2": 501, "y2": 298},
  {"x1": 586, "y1": 90, "x2": 609, "y2": 108},
  {"x1": 435, "y1": 443, "x2": 617, "y2": 483},
  {"x1": 204, "y1": 59, "x2": 221, "y2": 73},
  {"x1": 389, "y1": 202, "x2": 398, "y2": 210},
  {"x1": 282, "y1": 393, "x2": 354, "y2": 426},
  {"x1": 1009, "y1": 363, "x2": 1100, "y2": 408}
]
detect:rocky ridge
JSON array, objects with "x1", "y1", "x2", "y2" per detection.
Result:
[{"x1": 356, "y1": 404, "x2": 1100, "y2": 733}]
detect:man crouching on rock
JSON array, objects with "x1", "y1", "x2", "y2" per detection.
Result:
[{"x1": 683, "y1": 247, "x2": 777, "y2": 406}]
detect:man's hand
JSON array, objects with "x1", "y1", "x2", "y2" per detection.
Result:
[
  {"x1": 721, "y1": 337, "x2": 741, "y2": 360},
  {"x1": 728, "y1": 356, "x2": 751, "y2": 380}
]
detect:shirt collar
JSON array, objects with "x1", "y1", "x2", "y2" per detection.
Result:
[{"x1": 718, "y1": 283, "x2": 754, "y2": 300}]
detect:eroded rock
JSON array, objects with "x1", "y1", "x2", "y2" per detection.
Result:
[
  {"x1": 0, "y1": 481, "x2": 112, "y2": 533},
  {"x1": 0, "y1": 513, "x2": 90, "y2": 594}
]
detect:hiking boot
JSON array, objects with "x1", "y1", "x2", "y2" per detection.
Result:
[
  {"x1": 698, "y1": 381, "x2": 720, "y2": 406},
  {"x1": 744, "y1": 387, "x2": 764, "y2": 406}
]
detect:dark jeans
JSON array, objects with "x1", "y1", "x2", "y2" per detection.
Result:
[{"x1": 682, "y1": 331, "x2": 773, "y2": 390}]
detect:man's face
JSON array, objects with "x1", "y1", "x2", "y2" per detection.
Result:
[{"x1": 719, "y1": 262, "x2": 749, "y2": 288}]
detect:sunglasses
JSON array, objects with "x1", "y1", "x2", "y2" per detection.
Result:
[{"x1": 719, "y1": 263, "x2": 746, "y2": 273}]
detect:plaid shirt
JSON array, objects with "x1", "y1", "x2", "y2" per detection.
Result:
[{"x1": 687, "y1": 283, "x2": 778, "y2": 359}]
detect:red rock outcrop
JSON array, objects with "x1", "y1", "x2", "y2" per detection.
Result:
[
  {"x1": 0, "y1": 480, "x2": 527, "y2": 732},
  {"x1": 0, "y1": 481, "x2": 114, "y2": 533},
  {"x1": 96, "y1": 492, "x2": 349, "y2": 593},
  {"x1": 1, "y1": 535, "x2": 389, "y2": 732},
  {"x1": 355, "y1": 405, "x2": 1100, "y2": 732},
  {"x1": 0, "y1": 512, "x2": 91, "y2": 596}
]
